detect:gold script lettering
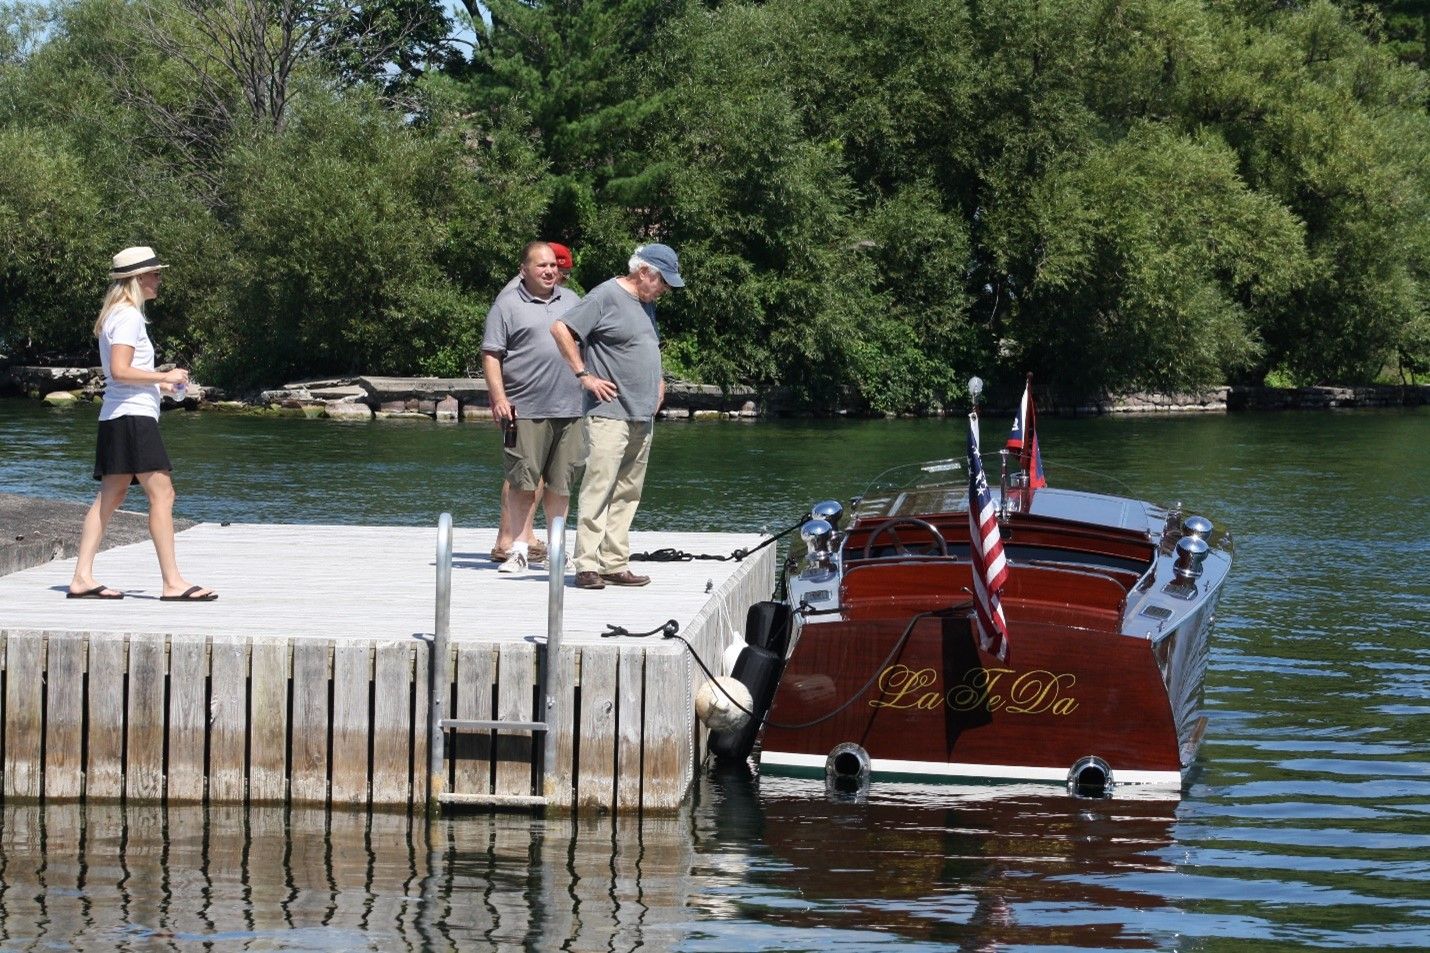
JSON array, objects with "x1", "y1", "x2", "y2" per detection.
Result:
[
  {"x1": 867, "y1": 666, "x2": 1080, "y2": 716},
  {"x1": 1004, "y1": 670, "x2": 1078, "y2": 715},
  {"x1": 947, "y1": 668, "x2": 1012, "y2": 712},
  {"x1": 869, "y1": 665, "x2": 939, "y2": 710}
]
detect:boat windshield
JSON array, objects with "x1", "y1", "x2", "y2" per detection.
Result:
[
  {"x1": 850, "y1": 454, "x2": 1142, "y2": 521},
  {"x1": 851, "y1": 457, "x2": 975, "y2": 520}
]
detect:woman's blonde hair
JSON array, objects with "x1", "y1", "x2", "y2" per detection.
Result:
[{"x1": 93, "y1": 277, "x2": 146, "y2": 337}]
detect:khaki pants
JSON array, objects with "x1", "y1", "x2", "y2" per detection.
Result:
[{"x1": 574, "y1": 417, "x2": 653, "y2": 574}]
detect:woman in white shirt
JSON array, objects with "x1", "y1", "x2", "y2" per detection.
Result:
[{"x1": 67, "y1": 246, "x2": 217, "y2": 601}]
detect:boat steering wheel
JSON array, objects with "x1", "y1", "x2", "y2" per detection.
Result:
[{"x1": 861, "y1": 518, "x2": 949, "y2": 560}]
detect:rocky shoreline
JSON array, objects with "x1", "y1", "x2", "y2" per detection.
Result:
[{"x1": 4, "y1": 364, "x2": 1426, "y2": 420}]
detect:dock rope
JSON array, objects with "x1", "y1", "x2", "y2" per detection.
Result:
[
  {"x1": 601, "y1": 603, "x2": 972, "y2": 732},
  {"x1": 600, "y1": 619, "x2": 681, "y2": 639},
  {"x1": 630, "y1": 518, "x2": 805, "y2": 563}
]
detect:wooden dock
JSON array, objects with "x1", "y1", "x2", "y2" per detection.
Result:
[{"x1": 0, "y1": 522, "x2": 774, "y2": 813}]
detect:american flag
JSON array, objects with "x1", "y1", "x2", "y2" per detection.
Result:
[{"x1": 968, "y1": 413, "x2": 1010, "y2": 661}]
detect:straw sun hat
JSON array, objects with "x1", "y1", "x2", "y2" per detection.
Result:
[{"x1": 109, "y1": 246, "x2": 169, "y2": 280}]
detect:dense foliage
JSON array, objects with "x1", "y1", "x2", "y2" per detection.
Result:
[{"x1": 1, "y1": 0, "x2": 1425, "y2": 407}]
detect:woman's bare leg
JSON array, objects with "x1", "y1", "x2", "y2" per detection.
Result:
[
  {"x1": 135, "y1": 470, "x2": 214, "y2": 598},
  {"x1": 70, "y1": 475, "x2": 133, "y2": 595}
]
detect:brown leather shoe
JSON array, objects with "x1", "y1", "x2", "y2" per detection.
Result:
[
  {"x1": 600, "y1": 570, "x2": 650, "y2": 587},
  {"x1": 526, "y1": 539, "x2": 549, "y2": 563},
  {"x1": 574, "y1": 571, "x2": 606, "y2": 590}
]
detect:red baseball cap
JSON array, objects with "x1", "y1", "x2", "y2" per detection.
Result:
[{"x1": 548, "y1": 242, "x2": 574, "y2": 270}]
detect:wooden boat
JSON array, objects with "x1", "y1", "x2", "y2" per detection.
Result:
[{"x1": 709, "y1": 383, "x2": 1233, "y2": 796}]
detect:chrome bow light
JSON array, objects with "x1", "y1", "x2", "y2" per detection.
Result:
[
  {"x1": 810, "y1": 500, "x2": 844, "y2": 530},
  {"x1": 1181, "y1": 515, "x2": 1213, "y2": 540},
  {"x1": 1173, "y1": 535, "x2": 1210, "y2": 580},
  {"x1": 801, "y1": 518, "x2": 834, "y2": 557}
]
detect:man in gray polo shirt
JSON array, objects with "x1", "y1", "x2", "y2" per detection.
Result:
[
  {"x1": 482, "y1": 241, "x2": 584, "y2": 573},
  {"x1": 551, "y1": 242, "x2": 683, "y2": 589}
]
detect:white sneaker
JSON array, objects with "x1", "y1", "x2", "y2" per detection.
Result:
[{"x1": 498, "y1": 543, "x2": 528, "y2": 575}]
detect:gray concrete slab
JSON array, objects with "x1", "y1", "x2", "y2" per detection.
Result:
[{"x1": 0, "y1": 492, "x2": 195, "y2": 576}]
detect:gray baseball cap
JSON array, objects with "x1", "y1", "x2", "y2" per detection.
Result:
[{"x1": 638, "y1": 243, "x2": 685, "y2": 288}]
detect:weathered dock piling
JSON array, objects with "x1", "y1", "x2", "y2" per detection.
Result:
[{"x1": 0, "y1": 520, "x2": 774, "y2": 812}]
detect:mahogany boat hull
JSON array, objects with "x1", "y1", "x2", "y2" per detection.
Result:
[{"x1": 757, "y1": 597, "x2": 1214, "y2": 790}]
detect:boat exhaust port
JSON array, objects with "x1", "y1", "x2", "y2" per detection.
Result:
[
  {"x1": 825, "y1": 743, "x2": 872, "y2": 796},
  {"x1": 1068, "y1": 756, "x2": 1114, "y2": 798}
]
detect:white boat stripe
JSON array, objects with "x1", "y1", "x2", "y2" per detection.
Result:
[{"x1": 759, "y1": 750, "x2": 1183, "y2": 788}]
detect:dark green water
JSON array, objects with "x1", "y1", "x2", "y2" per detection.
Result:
[{"x1": 0, "y1": 399, "x2": 1427, "y2": 951}]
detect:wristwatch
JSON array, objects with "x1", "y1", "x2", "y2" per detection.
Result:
[{"x1": 574, "y1": 369, "x2": 590, "y2": 378}]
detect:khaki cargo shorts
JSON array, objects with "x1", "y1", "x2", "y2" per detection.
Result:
[{"x1": 502, "y1": 416, "x2": 586, "y2": 495}]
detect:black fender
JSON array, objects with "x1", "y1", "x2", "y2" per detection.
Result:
[{"x1": 707, "y1": 644, "x2": 783, "y2": 762}]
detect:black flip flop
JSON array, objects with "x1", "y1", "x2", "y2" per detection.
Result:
[
  {"x1": 67, "y1": 585, "x2": 124, "y2": 599},
  {"x1": 161, "y1": 586, "x2": 218, "y2": 602}
]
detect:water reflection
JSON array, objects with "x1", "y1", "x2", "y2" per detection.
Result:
[
  {"x1": 699, "y1": 768, "x2": 1181, "y2": 951},
  {"x1": 0, "y1": 781, "x2": 1190, "y2": 952},
  {"x1": 0, "y1": 803, "x2": 427, "y2": 951}
]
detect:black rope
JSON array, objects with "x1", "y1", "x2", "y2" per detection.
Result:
[
  {"x1": 627, "y1": 547, "x2": 733, "y2": 562},
  {"x1": 598, "y1": 601, "x2": 974, "y2": 731},
  {"x1": 600, "y1": 619, "x2": 681, "y2": 639},
  {"x1": 766, "y1": 600, "x2": 978, "y2": 726},
  {"x1": 630, "y1": 517, "x2": 806, "y2": 564},
  {"x1": 598, "y1": 617, "x2": 757, "y2": 716},
  {"x1": 795, "y1": 601, "x2": 843, "y2": 617}
]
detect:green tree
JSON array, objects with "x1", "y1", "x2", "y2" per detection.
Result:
[
  {"x1": 203, "y1": 86, "x2": 548, "y2": 385},
  {"x1": 1187, "y1": 1, "x2": 1430, "y2": 383},
  {"x1": 992, "y1": 124, "x2": 1307, "y2": 395}
]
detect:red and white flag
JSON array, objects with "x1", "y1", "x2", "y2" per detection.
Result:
[
  {"x1": 1006, "y1": 374, "x2": 1047, "y2": 496},
  {"x1": 968, "y1": 413, "x2": 1010, "y2": 662}
]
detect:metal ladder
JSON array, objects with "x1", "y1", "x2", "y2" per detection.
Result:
[{"x1": 427, "y1": 512, "x2": 566, "y2": 810}]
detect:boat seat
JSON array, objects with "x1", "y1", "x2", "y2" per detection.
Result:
[
  {"x1": 841, "y1": 559, "x2": 973, "y2": 620},
  {"x1": 840, "y1": 560, "x2": 1127, "y2": 633},
  {"x1": 1022, "y1": 560, "x2": 1142, "y2": 593},
  {"x1": 1002, "y1": 564, "x2": 1126, "y2": 633}
]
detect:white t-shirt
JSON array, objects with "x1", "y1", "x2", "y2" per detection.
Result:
[{"x1": 98, "y1": 305, "x2": 161, "y2": 421}]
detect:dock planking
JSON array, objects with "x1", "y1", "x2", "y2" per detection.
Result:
[{"x1": 0, "y1": 522, "x2": 774, "y2": 812}]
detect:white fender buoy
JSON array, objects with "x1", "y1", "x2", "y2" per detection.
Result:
[
  {"x1": 695, "y1": 676, "x2": 753, "y2": 733},
  {"x1": 722, "y1": 640, "x2": 744, "y2": 675}
]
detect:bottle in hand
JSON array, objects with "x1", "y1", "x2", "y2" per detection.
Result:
[{"x1": 503, "y1": 407, "x2": 518, "y2": 448}]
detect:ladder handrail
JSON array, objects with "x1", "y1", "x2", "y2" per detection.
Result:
[
  {"x1": 429, "y1": 512, "x2": 566, "y2": 811},
  {"x1": 428, "y1": 512, "x2": 453, "y2": 808},
  {"x1": 543, "y1": 515, "x2": 566, "y2": 793}
]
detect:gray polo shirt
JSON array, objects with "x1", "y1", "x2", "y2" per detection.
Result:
[
  {"x1": 481, "y1": 282, "x2": 584, "y2": 419},
  {"x1": 558, "y1": 277, "x2": 661, "y2": 421}
]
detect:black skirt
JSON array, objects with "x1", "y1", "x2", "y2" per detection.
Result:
[{"x1": 93, "y1": 415, "x2": 172, "y2": 483}]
